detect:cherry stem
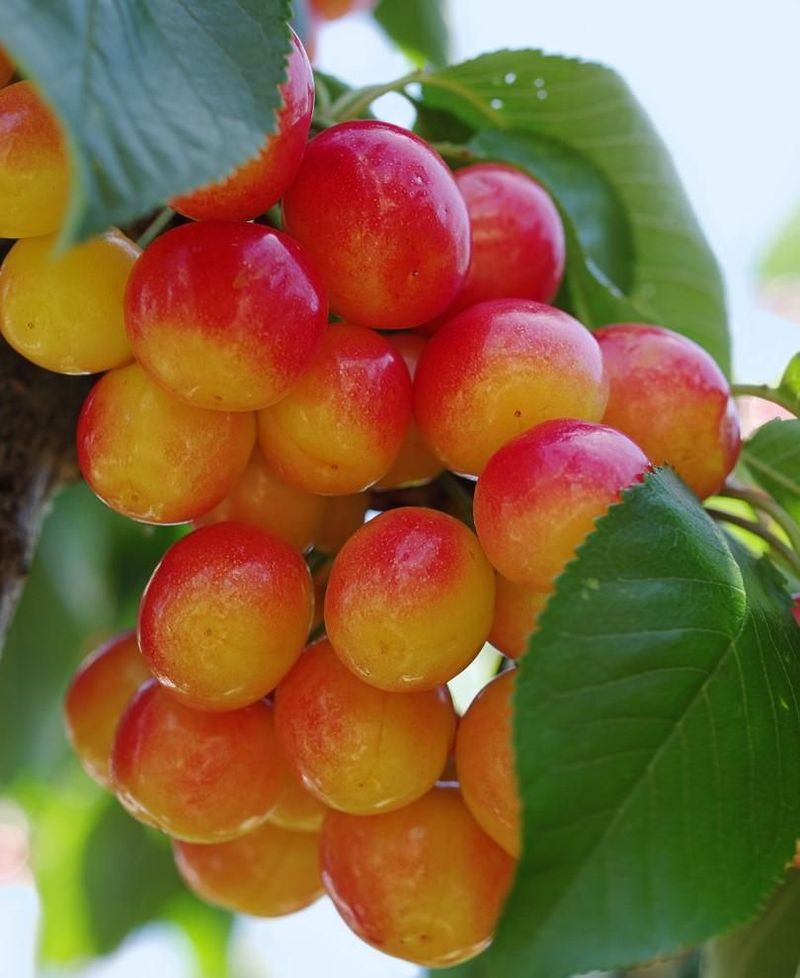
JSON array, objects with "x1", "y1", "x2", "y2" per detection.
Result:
[
  {"x1": 706, "y1": 507, "x2": 800, "y2": 578},
  {"x1": 719, "y1": 483, "x2": 800, "y2": 554},
  {"x1": 137, "y1": 206, "x2": 175, "y2": 248},
  {"x1": 732, "y1": 382, "x2": 799, "y2": 417},
  {"x1": 326, "y1": 69, "x2": 425, "y2": 123}
]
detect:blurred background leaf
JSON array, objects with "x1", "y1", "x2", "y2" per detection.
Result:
[
  {"x1": 759, "y1": 205, "x2": 800, "y2": 326},
  {"x1": 373, "y1": 0, "x2": 450, "y2": 67}
]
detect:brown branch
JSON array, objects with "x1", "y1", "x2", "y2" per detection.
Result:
[{"x1": 0, "y1": 337, "x2": 91, "y2": 643}]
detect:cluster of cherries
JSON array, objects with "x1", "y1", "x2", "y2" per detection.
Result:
[{"x1": 0, "y1": 29, "x2": 741, "y2": 969}]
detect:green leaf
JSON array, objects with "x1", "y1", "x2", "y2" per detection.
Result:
[
  {"x1": 373, "y1": 0, "x2": 449, "y2": 67},
  {"x1": 0, "y1": 0, "x2": 293, "y2": 242},
  {"x1": 463, "y1": 469, "x2": 800, "y2": 977},
  {"x1": 779, "y1": 354, "x2": 800, "y2": 411},
  {"x1": 420, "y1": 51, "x2": 730, "y2": 372},
  {"x1": 703, "y1": 870, "x2": 800, "y2": 978},
  {"x1": 467, "y1": 129, "x2": 646, "y2": 326},
  {"x1": 741, "y1": 420, "x2": 800, "y2": 523}
]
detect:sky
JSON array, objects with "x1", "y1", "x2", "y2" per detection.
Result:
[{"x1": 4, "y1": 2, "x2": 800, "y2": 977}]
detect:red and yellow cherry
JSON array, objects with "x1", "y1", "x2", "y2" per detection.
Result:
[
  {"x1": 490, "y1": 576, "x2": 551, "y2": 660},
  {"x1": 325, "y1": 507, "x2": 495, "y2": 691},
  {"x1": 0, "y1": 81, "x2": 69, "y2": 237},
  {"x1": 376, "y1": 333, "x2": 443, "y2": 489},
  {"x1": 595, "y1": 323, "x2": 740, "y2": 499},
  {"x1": 474, "y1": 419, "x2": 649, "y2": 588},
  {"x1": 195, "y1": 449, "x2": 324, "y2": 552},
  {"x1": 171, "y1": 29, "x2": 313, "y2": 221},
  {"x1": 0, "y1": 229, "x2": 138, "y2": 374},
  {"x1": 267, "y1": 745, "x2": 328, "y2": 832},
  {"x1": 283, "y1": 121, "x2": 470, "y2": 329},
  {"x1": 0, "y1": 48, "x2": 14, "y2": 88},
  {"x1": 125, "y1": 221, "x2": 327, "y2": 411},
  {"x1": 275, "y1": 639, "x2": 455, "y2": 814},
  {"x1": 257, "y1": 323, "x2": 412, "y2": 494},
  {"x1": 139, "y1": 522, "x2": 312, "y2": 711},
  {"x1": 63, "y1": 631, "x2": 150, "y2": 789},
  {"x1": 448, "y1": 163, "x2": 565, "y2": 315},
  {"x1": 77, "y1": 363, "x2": 255, "y2": 524},
  {"x1": 414, "y1": 299, "x2": 608, "y2": 475},
  {"x1": 320, "y1": 785, "x2": 515, "y2": 967},
  {"x1": 456, "y1": 669, "x2": 519, "y2": 857},
  {"x1": 174, "y1": 820, "x2": 323, "y2": 916},
  {"x1": 112, "y1": 682, "x2": 282, "y2": 841},
  {"x1": 314, "y1": 493, "x2": 368, "y2": 553},
  {"x1": 310, "y1": 0, "x2": 376, "y2": 20}
]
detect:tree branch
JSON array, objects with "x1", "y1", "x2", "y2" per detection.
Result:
[{"x1": 0, "y1": 338, "x2": 91, "y2": 643}]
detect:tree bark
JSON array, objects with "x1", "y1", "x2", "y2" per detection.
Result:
[{"x1": 0, "y1": 338, "x2": 90, "y2": 643}]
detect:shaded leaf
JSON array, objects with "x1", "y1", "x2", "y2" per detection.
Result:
[
  {"x1": 420, "y1": 51, "x2": 730, "y2": 371},
  {"x1": 741, "y1": 420, "x2": 800, "y2": 523},
  {"x1": 0, "y1": 0, "x2": 292, "y2": 241},
  {"x1": 462, "y1": 470, "x2": 800, "y2": 976},
  {"x1": 373, "y1": 0, "x2": 449, "y2": 67}
]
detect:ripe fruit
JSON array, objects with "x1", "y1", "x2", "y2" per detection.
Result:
[
  {"x1": 321, "y1": 785, "x2": 515, "y2": 967},
  {"x1": 314, "y1": 493, "x2": 368, "y2": 553},
  {"x1": 490, "y1": 576, "x2": 551, "y2": 659},
  {"x1": 171, "y1": 29, "x2": 313, "y2": 221},
  {"x1": 77, "y1": 363, "x2": 255, "y2": 524},
  {"x1": 195, "y1": 449, "x2": 325, "y2": 552},
  {"x1": 63, "y1": 631, "x2": 150, "y2": 789},
  {"x1": 595, "y1": 323, "x2": 741, "y2": 499},
  {"x1": 325, "y1": 507, "x2": 495, "y2": 691},
  {"x1": 0, "y1": 81, "x2": 69, "y2": 237},
  {"x1": 283, "y1": 121, "x2": 470, "y2": 329},
  {"x1": 275, "y1": 639, "x2": 455, "y2": 813},
  {"x1": 0, "y1": 229, "x2": 138, "y2": 374},
  {"x1": 112, "y1": 682, "x2": 282, "y2": 842},
  {"x1": 257, "y1": 323, "x2": 413, "y2": 494},
  {"x1": 0, "y1": 48, "x2": 15, "y2": 88},
  {"x1": 449, "y1": 163, "x2": 565, "y2": 315},
  {"x1": 456, "y1": 670, "x2": 519, "y2": 857},
  {"x1": 414, "y1": 300, "x2": 608, "y2": 475},
  {"x1": 174, "y1": 821, "x2": 323, "y2": 917},
  {"x1": 139, "y1": 522, "x2": 313, "y2": 711},
  {"x1": 125, "y1": 222, "x2": 327, "y2": 412},
  {"x1": 267, "y1": 747, "x2": 327, "y2": 832},
  {"x1": 474, "y1": 419, "x2": 650, "y2": 587},
  {"x1": 376, "y1": 333, "x2": 443, "y2": 489},
  {"x1": 310, "y1": 0, "x2": 376, "y2": 20}
]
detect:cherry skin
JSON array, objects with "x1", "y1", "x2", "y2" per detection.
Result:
[
  {"x1": 174, "y1": 821, "x2": 323, "y2": 917},
  {"x1": 0, "y1": 229, "x2": 138, "y2": 374},
  {"x1": 309, "y1": 0, "x2": 376, "y2": 20},
  {"x1": 283, "y1": 120, "x2": 470, "y2": 329},
  {"x1": 266, "y1": 745, "x2": 328, "y2": 832},
  {"x1": 275, "y1": 639, "x2": 456, "y2": 814},
  {"x1": 375, "y1": 333, "x2": 443, "y2": 489},
  {"x1": 314, "y1": 493, "x2": 368, "y2": 554},
  {"x1": 195, "y1": 448, "x2": 325, "y2": 553},
  {"x1": 489, "y1": 576, "x2": 551, "y2": 660},
  {"x1": 257, "y1": 323, "x2": 413, "y2": 494},
  {"x1": 325, "y1": 507, "x2": 495, "y2": 692},
  {"x1": 0, "y1": 48, "x2": 13, "y2": 88},
  {"x1": 0, "y1": 81, "x2": 69, "y2": 237},
  {"x1": 414, "y1": 299, "x2": 609, "y2": 475},
  {"x1": 474, "y1": 419, "x2": 650, "y2": 588},
  {"x1": 124, "y1": 222, "x2": 328, "y2": 412},
  {"x1": 77, "y1": 363, "x2": 255, "y2": 525},
  {"x1": 138, "y1": 522, "x2": 313, "y2": 711},
  {"x1": 595, "y1": 323, "x2": 741, "y2": 499},
  {"x1": 171, "y1": 29, "x2": 314, "y2": 221},
  {"x1": 456, "y1": 669, "x2": 520, "y2": 857},
  {"x1": 448, "y1": 163, "x2": 565, "y2": 316},
  {"x1": 63, "y1": 631, "x2": 151, "y2": 789},
  {"x1": 320, "y1": 785, "x2": 515, "y2": 967},
  {"x1": 112, "y1": 682, "x2": 283, "y2": 842}
]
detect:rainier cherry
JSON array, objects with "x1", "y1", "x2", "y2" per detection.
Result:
[
  {"x1": 125, "y1": 222, "x2": 327, "y2": 412},
  {"x1": 474, "y1": 419, "x2": 649, "y2": 588},
  {"x1": 321, "y1": 785, "x2": 515, "y2": 967},
  {"x1": 171, "y1": 29, "x2": 314, "y2": 222},
  {"x1": 490, "y1": 576, "x2": 552, "y2": 660},
  {"x1": 595, "y1": 323, "x2": 740, "y2": 498},
  {"x1": 283, "y1": 120, "x2": 470, "y2": 329},
  {"x1": 325, "y1": 507, "x2": 495, "y2": 691}
]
